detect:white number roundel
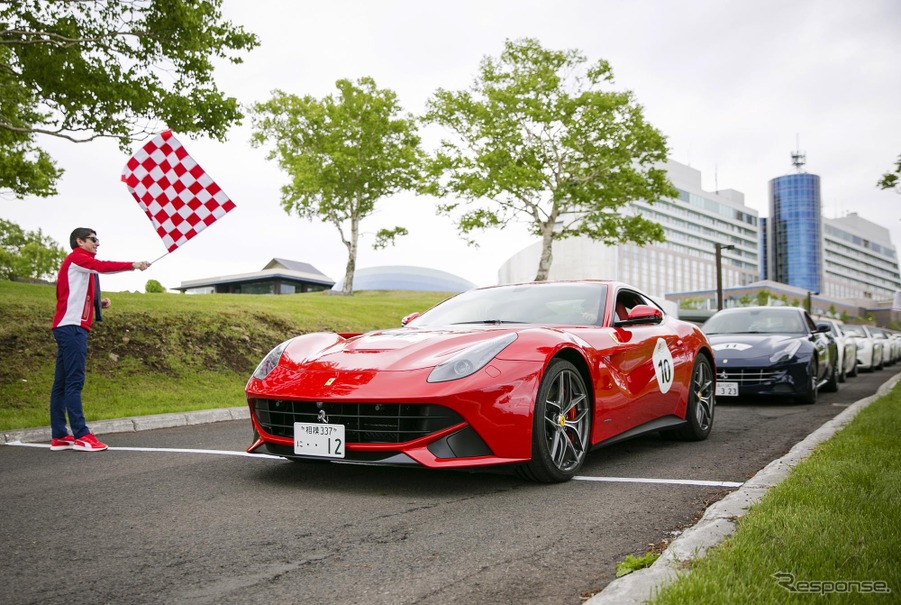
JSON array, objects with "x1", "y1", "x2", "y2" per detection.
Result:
[{"x1": 652, "y1": 338, "x2": 674, "y2": 394}]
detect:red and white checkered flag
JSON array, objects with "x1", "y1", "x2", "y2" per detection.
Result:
[{"x1": 121, "y1": 130, "x2": 236, "y2": 253}]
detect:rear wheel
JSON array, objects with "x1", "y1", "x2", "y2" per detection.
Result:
[
  {"x1": 822, "y1": 358, "x2": 839, "y2": 393},
  {"x1": 518, "y1": 359, "x2": 591, "y2": 483},
  {"x1": 664, "y1": 354, "x2": 714, "y2": 441}
]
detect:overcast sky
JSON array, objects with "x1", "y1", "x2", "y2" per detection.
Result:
[{"x1": 3, "y1": 0, "x2": 900, "y2": 294}]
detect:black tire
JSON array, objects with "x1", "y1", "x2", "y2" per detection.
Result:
[
  {"x1": 517, "y1": 359, "x2": 591, "y2": 483},
  {"x1": 848, "y1": 360, "x2": 858, "y2": 378},
  {"x1": 837, "y1": 357, "x2": 846, "y2": 383},
  {"x1": 798, "y1": 360, "x2": 818, "y2": 405},
  {"x1": 664, "y1": 354, "x2": 715, "y2": 441},
  {"x1": 822, "y1": 359, "x2": 839, "y2": 393}
]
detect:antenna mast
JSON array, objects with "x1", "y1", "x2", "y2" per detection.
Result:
[{"x1": 791, "y1": 133, "x2": 806, "y2": 172}]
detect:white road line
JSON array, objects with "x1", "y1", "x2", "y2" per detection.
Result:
[
  {"x1": 7, "y1": 441, "x2": 744, "y2": 487},
  {"x1": 573, "y1": 476, "x2": 744, "y2": 488},
  {"x1": 6, "y1": 441, "x2": 281, "y2": 459}
]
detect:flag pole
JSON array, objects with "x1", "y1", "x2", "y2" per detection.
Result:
[{"x1": 149, "y1": 251, "x2": 169, "y2": 265}]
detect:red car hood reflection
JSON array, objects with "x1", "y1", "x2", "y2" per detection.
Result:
[{"x1": 279, "y1": 327, "x2": 519, "y2": 373}]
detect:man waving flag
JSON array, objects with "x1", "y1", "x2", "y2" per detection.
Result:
[{"x1": 122, "y1": 130, "x2": 236, "y2": 256}]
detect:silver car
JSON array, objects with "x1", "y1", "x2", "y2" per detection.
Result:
[{"x1": 816, "y1": 319, "x2": 858, "y2": 382}]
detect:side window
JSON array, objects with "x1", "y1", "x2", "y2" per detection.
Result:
[{"x1": 614, "y1": 290, "x2": 661, "y2": 322}]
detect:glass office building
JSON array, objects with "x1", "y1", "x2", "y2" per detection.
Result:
[{"x1": 766, "y1": 172, "x2": 823, "y2": 293}]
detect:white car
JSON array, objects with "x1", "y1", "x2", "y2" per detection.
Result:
[
  {"x1": 871, "y1": 328, "x2": 897, "y2": 366},
  {"x1": 842, "y1": 324, "x2": 884, "y2": 372},
  {"x1": 816, "y1": 319, "x2": 858, "y2": 382}
]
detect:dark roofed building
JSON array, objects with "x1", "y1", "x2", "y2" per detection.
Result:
[{"x1": 175, "y1": 258, "x2": 334, "y2": 294}]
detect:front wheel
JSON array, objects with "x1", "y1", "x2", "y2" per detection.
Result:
[
  {"x1": 517, "y1": 359, "x2": 591, "y2": 483},
  {"x1": 664, "y1": 354, "x2": 715, "y2": 441},
  {"x1": 798, "y1": 361, "x2": 818, "y2": 405}
]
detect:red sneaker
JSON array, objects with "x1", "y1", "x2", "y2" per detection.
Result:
[
  {"x1": 73, "y1": 433, "x2": 108, "y2": 452},
  {"x1": 50, "y1": 435, "x2": 75, "y2": 451}
]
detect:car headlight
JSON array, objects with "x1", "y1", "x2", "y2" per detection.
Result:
[
  {"x1": 427, "y1": 333, "x2": 518, "y2": 383},
  {"x1": 252, "y1": 341, "x2": 289, "y2": 380},
  {"x1": 769, "y1": 340, "x2": 802, "y2": 363}
]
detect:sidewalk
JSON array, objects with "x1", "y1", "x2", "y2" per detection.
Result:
[{"x1": 0, "y1": 406, "x2": 249, "y2": 445}]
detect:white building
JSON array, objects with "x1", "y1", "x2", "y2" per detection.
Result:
[
  {"x1": 498, "y1": 160, "x2": 760, "y2": 298},
  {"x1": 823, "y1": 212, "x2": 901, "y2": 303}
]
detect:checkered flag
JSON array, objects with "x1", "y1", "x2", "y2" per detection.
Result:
[{"x1": 122, "y1": 130, "x2": 236, "y2": 253}]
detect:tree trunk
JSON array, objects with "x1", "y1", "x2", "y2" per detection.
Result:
[
  {"x1": 534, "y1": 222, "x2": 555, "y2": 281},
  {"x1": 340, "y1": 216, "x2": 360, "y2": 295}
]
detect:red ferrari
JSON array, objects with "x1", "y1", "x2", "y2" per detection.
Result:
[{"x1": 245, "y1": 281, "x2": 715, "y2": 482}]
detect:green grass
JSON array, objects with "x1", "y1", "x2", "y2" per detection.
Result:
[
  {"x1": 651, "y1": 382, "x2": 901, "y2": 604},
  {"x1": 0, "y1": 280, "x2": 450, "y2": 431}
]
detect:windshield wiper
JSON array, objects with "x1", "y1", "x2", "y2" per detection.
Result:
[{"x1": 452, "y1": 319, "x2": 524, "y2": 325}]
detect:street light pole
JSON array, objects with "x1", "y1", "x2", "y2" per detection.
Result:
[{"x1": 715, "y1": 243, "x2": 736, "y2": 311}]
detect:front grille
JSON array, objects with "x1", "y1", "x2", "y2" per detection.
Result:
[
  {"x1": 252, "y1": 399, "x2": 464, "y2": 444},
  {"x1": 717, "y1": 368, "x2": 781, "y2": 385}
]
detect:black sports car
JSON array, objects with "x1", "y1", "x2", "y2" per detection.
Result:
[{"x1": 702, "y1": 306, "x2": 837, "y2": 404}]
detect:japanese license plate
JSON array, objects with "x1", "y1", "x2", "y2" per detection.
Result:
[
  {"x1": 294, "y1": 422, "x2": 345, "y2": 458},
  {"x1": 716, "y1": 381, "x2": 739, "y2": 397}
]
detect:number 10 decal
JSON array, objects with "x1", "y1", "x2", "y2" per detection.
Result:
[{"x1": 652, "y1": 338, "x2": 675, "y2": 394}]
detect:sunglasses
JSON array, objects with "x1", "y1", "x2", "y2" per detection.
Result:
[{"x1": 84, "y1": 236, "x2": 99, "y2": 243}]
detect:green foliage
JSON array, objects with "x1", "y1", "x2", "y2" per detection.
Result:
[
  {"x1": 738, "y1": 294, "x2": 752, "y2": 306},
  {"x1": 0, "y1": 280, "x2": 449, "y2": 430},
  {"x1": 678, "y1": 297, "x2": 705, "y2": 310},
  {"x1": 0, "y1": 218, "x2": 65, "y2": 280},
  {"x1": 755, "y1": 290, "x2": 771, "y2": 306},
  {"x1": 0, "y1": 0, "x2": 259, "y2": 198},
  {"x1": 250, "y1": 77, "x2": 424, "y2": 294},
  {"x1": 145, "y1": 279, "x2": 165, "y2": 293},
  {"x1": 877, "y1": 154, "x2": 900, "y2": 191},
  {"x1": 616, "y1": 552, "x2": 660, "y2": 578},
  {"x1": 422, "y1": 38, "x2": 675, "y2": 280}
]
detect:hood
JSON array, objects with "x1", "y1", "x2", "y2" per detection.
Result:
[
  {"x1": 280, "y1": 327, "x2": 521, "y2": 373},
  {"x1": 706, "y1": 333, "x2": 807, "y2": 361}
]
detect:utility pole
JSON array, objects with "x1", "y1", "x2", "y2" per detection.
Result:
[{"x1": 715, "y1": 243, "x2": 735, "y2": 311}]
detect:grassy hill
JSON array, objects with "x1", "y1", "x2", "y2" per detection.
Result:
[{"x1": 0, "y1": 280, "x2": 449, "y2": 431}]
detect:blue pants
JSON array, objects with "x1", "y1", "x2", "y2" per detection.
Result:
[{"x1": 50, "y1": 325, "x2": 90, "y2": 439}]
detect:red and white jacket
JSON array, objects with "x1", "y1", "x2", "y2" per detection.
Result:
[{"x1": 52, "y1": 248, "x2": 135, "y2": 330}]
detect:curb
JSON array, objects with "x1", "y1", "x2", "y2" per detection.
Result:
[
  {"x1": 0, "y1": 406, "x2": 250, "y2": 445},
  {"x1": 588, "y1": 370, "x2": 901, "y2": 604}
]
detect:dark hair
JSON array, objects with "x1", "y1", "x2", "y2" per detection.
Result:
[{"x1": 69, "y1": 228, "x2": 96, "y2": 249}]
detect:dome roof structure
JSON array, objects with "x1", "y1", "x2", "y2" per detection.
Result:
[{"x1": 332, "y1": 266, "x2": 476, "y2": 293}]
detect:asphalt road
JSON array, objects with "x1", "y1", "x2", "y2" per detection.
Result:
[{"x1": 1, "y1": 368, "x2": 895, "y2": 605}]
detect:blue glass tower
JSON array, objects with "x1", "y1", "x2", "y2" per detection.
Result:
[{"x1": 766, "y1": 159, "x2": 823, "y2": 293}]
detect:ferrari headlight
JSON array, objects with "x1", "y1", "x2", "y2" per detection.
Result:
[
  {"x1": 427, "y1": 333, "x2": 517, "y2": 383},
  {"x1": 252, "y1": 341, "x2": 289, "y2": 380},
  {"x1": 769, "y1": 340, "x2": 802, "y2": 363}
]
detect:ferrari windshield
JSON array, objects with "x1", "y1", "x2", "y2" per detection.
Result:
[
  {"x1": 411, "y1": 283, "x2": 608, "y2": 327},
  {"x1": 703, "y1": 308, "x2": 808, "y2": 335}
]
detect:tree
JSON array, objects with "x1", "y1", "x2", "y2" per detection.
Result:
[
  {"x1": 250, "y1": 78, "x2": 424, "y2": 295},
  {"x1": 145, "y1": 279, "x2": 165, "y2": 293},
  {"x1": 755, "y1": 290, "x2": 771, "y2": 306},
  {"x1": 422, "y1": 38, "x2": 676, "y2": 281},
  {"x1": 0, "y1": 0, "x2": 259, "y2": 198},
  {"x1": 878, "y1": 154, "x2": 900, "y2": 192},
  {"x1": 0, "y1": 218, "x2": 65, "y2": 280}
]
